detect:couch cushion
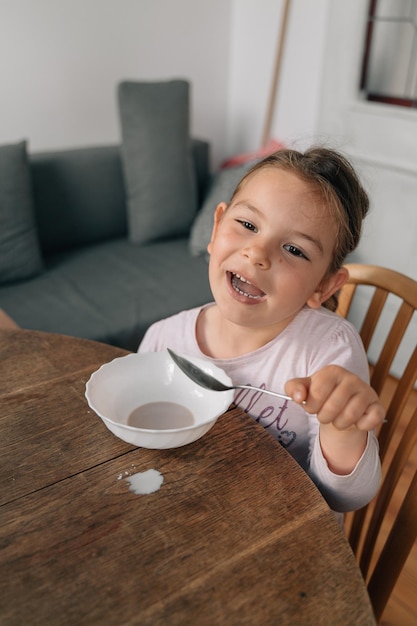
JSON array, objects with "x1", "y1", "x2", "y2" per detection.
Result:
[
  {"x1": 189, "y1": 161, "x2": 256, "y2": 257},
  {"x1": 0, "y1": 238, "x2": 212, "y2": 351},
  {"x1": 0, "y1": 140, "x2": 43, "y2": 283},
  {"x1": 118, "y1": 80, "x2": 197, "y2": 244},
  {"x1": 31, "y1": 145, "x2": 128, "y2": 255}
]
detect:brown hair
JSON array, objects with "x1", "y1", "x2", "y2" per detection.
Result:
[{"x1": 230, "y1": 147, "x2": 370, "y2": 311}]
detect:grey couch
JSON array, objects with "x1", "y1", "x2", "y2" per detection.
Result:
[{"x1": 0, "y1": 140, "x2": 213, "y2": 351}]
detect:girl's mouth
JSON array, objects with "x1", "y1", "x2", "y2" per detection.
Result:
[{"x1": 228, "y1": 272, "x2": 266, "y2": 300}]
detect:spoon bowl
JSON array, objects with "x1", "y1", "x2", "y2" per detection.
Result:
[{"x1": 167, "y1": 349, "x2": 292, "y2": 402}]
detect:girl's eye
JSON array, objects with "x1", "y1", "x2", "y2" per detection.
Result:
[
  {"x1": 284, "y1": 244, "x2": 308, "y2": 260},
  {"x1": 237, "y1": 219, "x2": 257, "y2": 232}
]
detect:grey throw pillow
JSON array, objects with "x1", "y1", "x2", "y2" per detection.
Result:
[
  {"x1": 189, "y1": 161, "x2": 256, "y2": 257},
  {"x1": 0, "y1": 141, "x2": 43, "y2": 283},
  {"x1": 118, "y1": 80, "x2": 197, "y2": 244}
]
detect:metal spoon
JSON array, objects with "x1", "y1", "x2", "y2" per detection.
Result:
[{"x1": 167, "y1": 348, "x2": 292, "y2": 402}]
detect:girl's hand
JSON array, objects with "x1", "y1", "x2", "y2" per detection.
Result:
[
  {"x1": 285, "y1": 365, "x2": 385, "y2": 474},
  {"x1": 285, "y1": 364, "x2": 385, "y2": 431}
]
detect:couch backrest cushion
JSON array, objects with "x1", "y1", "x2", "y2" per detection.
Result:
[
  {"x1": 31, "y1": 145, "x2": 128, "y2": 255},
  {"x1": 118, "y1": 80, "x2": 197, "y2": 245}
]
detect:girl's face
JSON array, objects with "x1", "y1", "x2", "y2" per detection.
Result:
[{"x1": 207, "y1": 167, "x2": 347, "y2": 335}]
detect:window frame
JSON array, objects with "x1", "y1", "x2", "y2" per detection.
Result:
[{"x1": 360, "y1": 0, "x2": 417, "y2": 108}]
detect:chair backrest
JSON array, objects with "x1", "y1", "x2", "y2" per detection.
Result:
[{"x1": 336, "y1": 263, "x2": 417, "y2": 622}]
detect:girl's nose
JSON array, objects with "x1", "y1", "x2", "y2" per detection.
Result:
[{"x1": 241, "y1": 245, "x2": 271, "y2": 269}]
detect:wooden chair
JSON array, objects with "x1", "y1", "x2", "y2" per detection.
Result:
[{"x1": 336, "y1": 263, "x2": 417, "y2": 622}]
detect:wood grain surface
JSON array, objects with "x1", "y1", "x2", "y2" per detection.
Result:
[{"x1": 0, "y1": 329, "x2": 376, "y2": 625}]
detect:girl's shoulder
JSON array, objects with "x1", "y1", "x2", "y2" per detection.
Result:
[
  {"x1": 138, "y1": 303, "x2": 213, "y2": 353},
  {"x1": 282, "y1": 306, "x2": 365, "y2": 356},
  {"x1": 267, "y1": 306, "x2": 368, "y2": 380},
  {"x1": 295, "y1": 306, "x2": 359, "y2": 337}
]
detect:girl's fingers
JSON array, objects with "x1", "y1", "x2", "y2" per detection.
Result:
[
  {"x1": 285, "y1": 366, "x2": 386, "y2": 431},
  {"x1": 285, "y1": 377, "x2": 310, "y2": 404}
]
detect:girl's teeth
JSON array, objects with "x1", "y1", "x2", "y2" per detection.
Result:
[
  {"x1": 234, "y1": 273, "x2": 250, "y2": 284},
  {"x1": 231, "y1": 273, "x2": 263, "y2": 299},
  {"x1": 235, "y1": 287, "x2": 261, "y2": 299}
]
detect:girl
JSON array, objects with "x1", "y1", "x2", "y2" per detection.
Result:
[{"x1": 139, "y1": 147, "x2": 384, "y2": 516}]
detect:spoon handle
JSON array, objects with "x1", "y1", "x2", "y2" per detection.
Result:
[{"x1": 236, "y1": 385, "x2": 292, "y2": 402}]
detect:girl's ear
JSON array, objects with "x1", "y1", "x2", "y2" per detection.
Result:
[
  {"x1": 307, "y1": 267, "x2": 349, "y2": 309},
  {"x1": 207, "y1": 202, "x2": 228, "y2": 254}
]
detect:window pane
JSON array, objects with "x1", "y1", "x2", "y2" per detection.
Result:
[
  {"x1": 375, "y1": 0, "x2": 414, "y2": 19},
  {"x1": 361, "y1": 0, "x2": 417, "y2": 106},
  {"x1": 366, "y1": 22, "x2": 415, "y2": 97}
]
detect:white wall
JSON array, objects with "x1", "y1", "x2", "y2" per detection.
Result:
[
  {"x1": 269, "y1": 0, "x2": 329, "y2": 150},
  {"x1": 226, "y1": 0, "x2": 329, "y2": 156},
  {"x1": 0, "y1": 0, "x2": 232, "y2": 166},
  {"x1": 226, "y1": 0, "x2": 282, "y2": 156},
  {"x1": 0, "y1": 0, "x2": 326, "y2": 167}
]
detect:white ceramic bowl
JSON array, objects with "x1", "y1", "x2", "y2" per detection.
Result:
[{"x1": 85, "y1": 351, "x2": 234, "y2": 449}]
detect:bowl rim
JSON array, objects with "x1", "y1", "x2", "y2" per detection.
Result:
[{"x1": 85, "y1": 351, "x2": 234, "y2": 434}]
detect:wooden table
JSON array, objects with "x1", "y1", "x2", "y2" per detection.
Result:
[{"x1": 0, "y1": 329, "x2": 376, "y2": 625}]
